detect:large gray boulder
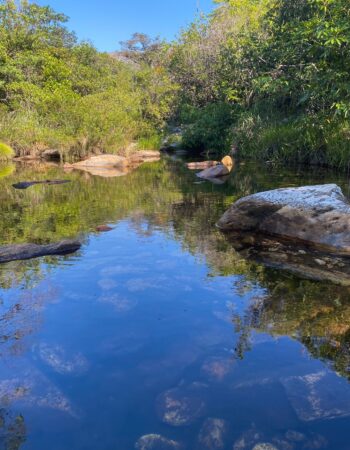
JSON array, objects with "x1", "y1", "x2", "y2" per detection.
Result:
[{"x1": 217, "y1": 184, "x2": 350, "y2": 255}]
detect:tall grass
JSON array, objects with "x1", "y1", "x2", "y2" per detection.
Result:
[{"x1": 232, "y1": 112, "x2": 350, "y2": 168}]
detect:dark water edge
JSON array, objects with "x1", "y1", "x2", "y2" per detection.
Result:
[{"x1": 0, "y1": 158, "x2": 350, "y2": 449}]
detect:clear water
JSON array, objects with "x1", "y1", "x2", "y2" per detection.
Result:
[{"x1": 1, "y1": 158, "x2": 350, "y2": 450}]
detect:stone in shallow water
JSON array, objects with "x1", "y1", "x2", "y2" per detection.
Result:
[
  {"x1": 156, "y1": 384, "x2": 206, "y2": 426},
  {"x1": 281, "y1": 370, "x2": 350, "y2": 421},
  {"x1": 197, "y1": 418, "x2": 229, "y2": 449},
  {"x1": 135, "y1": 434, "x2": 182, "y2": 450}
]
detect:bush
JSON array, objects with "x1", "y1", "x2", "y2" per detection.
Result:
[
  {"x1": 0, "y1": 142, "x2": 14, "y2": 160},
  {"x1": 181, "y1": 103, "x2": 234, "y2": 153}
]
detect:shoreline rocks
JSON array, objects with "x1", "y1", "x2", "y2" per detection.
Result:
[
  {"x1": 196, "y1": 156, "x2": 234, "y2": 180},
  {"x1": 0, "y1": 240, "x2": 81, "y2": 264},
  {"x1": 64, "y1": 151, "x2": 160, "y2": 178},
  {"x1": 217, "y1": 184, "x2": 350, "y2": 256}
]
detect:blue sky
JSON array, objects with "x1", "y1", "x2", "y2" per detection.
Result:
[{"x1": 36, "y1": 0, "x2": 215, "y2": 52}]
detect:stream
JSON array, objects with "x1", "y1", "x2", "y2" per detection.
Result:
[{"x1": 0, "y1": 157, "x2": 350, "y2": 449}]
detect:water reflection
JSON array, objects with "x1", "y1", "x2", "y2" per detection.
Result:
[{"x1": 0, "y1": 160, "x2": 350, "y2": 448}]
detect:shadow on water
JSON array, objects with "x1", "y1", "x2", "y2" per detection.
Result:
[{"x1": 0, "y1": 158, "x2": 350, "y2": 448}]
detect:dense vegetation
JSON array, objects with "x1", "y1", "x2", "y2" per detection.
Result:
[
  {"x1": 0, "y1": 0, "x2": 176, "y2": 160},
  {"x1": 1, "y1": 0, "x2": 350, "y2": 167},
  {"x1": 166, "y1": 0, "x2": 350, "y2": 168}
]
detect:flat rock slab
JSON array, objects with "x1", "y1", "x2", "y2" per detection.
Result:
[
  {"x1": 0, "y1": 240, "x2": 81, "y2": 264},
  {"x1": 218, "y1": 184, "x2": 350, "y2": 255},
  {"x1": 12, "y1": 180, "x2": 70, "y2": 190},
  {"x1": 65, "y1": 152, "x2": 160, "y2": 177},
  {"x1": 70, "y1": 154, "x2": 129, "y2": 168},
  {"x1": 281, "y1": 370, "x2": 350, "y2": 421}
]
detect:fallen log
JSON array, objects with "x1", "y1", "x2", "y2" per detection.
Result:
[
  {"x1": 0, "y1": 240, "x2": 82, "y2": 264},
  {"x1": 12, "y1": 180, "x2": 71, "y2": 190}
]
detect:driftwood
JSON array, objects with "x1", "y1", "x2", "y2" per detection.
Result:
[
  {"x1": 0, "y1": 240, "x2": 81, "y2": 264},
  {"x1": 12, "y1": 180, "x2": 71, "y2": 190}
]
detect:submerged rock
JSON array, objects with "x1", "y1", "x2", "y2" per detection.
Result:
[
  {"x1": 281, "y1": 370, "x2": 350, "y2": 421},
  {"x1": 135, "y1": 434, "x2": 183, "y2": 450},
  {"x1": 156, "y1": 384, "x2": 206, "y2": 426},
  {"x1": 217, "y1": 184, "x2": 350, "y2": 255},
  {"x1": 196, "y1": 418, "x2": 229, "y2": 449},
  {"x1": 0, "y1": 240, "x2": 81, "y2": 264}
]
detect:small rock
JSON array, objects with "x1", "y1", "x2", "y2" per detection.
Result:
[
  {"x1": 135, "y1": 434, "x2": 182, "y2": 450},
  {"x1": 221, "y1": 155, "x2": 233, "y2": 168},
  {"x1": 96, "y1": 225, "x2": 113, "y2": 232},
  {"x1": 314, "y1": 259, "x2": 326, "y2": 266}
]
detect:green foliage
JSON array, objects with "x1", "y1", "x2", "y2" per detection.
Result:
[
  {"x1": 167, "y1": 0, "x2": 350, "y2": 167},
  {"x1": 181, "y1": 103, "x2": 234, "y2": 151},
  {"x1": 0, "y1": 1, "x2": 176, "y2": 159},
  {"x1": 0, "y1": 141, "x2": 14, "y2": 159},
  {"x1": 137, "y1": 134, "x2": 162, "y2": 150}
]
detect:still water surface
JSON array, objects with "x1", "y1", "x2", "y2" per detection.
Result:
[{"x1": 1, "y1": 158, "x2": 350, "y2": 449}]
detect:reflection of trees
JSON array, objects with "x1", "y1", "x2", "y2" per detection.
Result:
[
  {"x1": 2, "y1": 158, "x2": 350, "y2": 382},
  {"x1": 230, "y1": 276, "x2": 350, "y2": 379}
]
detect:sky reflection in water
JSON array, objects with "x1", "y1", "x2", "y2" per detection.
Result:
[{"x1": 0, "y1": 159, "x2": 350, "y2": 449}]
